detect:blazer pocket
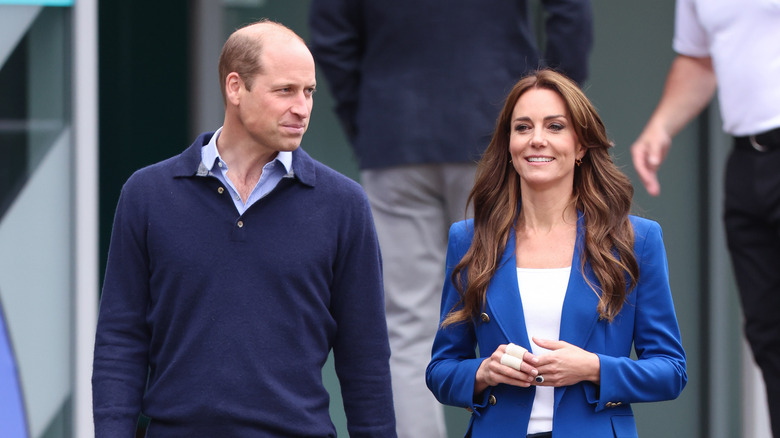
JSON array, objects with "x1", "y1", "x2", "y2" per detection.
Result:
[{"x1": 611, "y1": 415, "x2": 638, "y2": 438}]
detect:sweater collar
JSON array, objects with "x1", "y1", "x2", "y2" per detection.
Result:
[{"x1": 174, "y1": 131, "x2": 316, "y2": 187}]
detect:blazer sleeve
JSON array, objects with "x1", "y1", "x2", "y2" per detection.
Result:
[
  {"x1": 426, "y1": 222, "x2": 491, "y2": 414},
  {"x1": 588, "y1": 220, "x2": 688, "y2": 410},
  {"x1": 308, "y1": 0, "x2": 364, "y2": 141},
  {"x1": 540, "y1": 0, "x2": 593, "y2": 84}
]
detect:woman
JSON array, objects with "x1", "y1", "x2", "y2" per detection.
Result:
[{"x1": 425, "y1": 70, "x2": 687, "y2": 438}]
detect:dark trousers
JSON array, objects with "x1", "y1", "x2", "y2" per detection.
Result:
[{"x1": 724, "y1": 142, "x2": 780, "y2": 437}]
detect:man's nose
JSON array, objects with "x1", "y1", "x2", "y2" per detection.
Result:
[{"x1": 290, "y1": 92, "x2": 310, "y2": 117}]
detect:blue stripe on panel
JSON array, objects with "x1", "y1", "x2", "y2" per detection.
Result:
[{"x1": 0, "y1": 300, "x2": 29, "y2": 438}]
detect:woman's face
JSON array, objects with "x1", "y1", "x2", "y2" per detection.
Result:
[{"x1": 508, "y1": 88, "x2": 584, "y2": 193}]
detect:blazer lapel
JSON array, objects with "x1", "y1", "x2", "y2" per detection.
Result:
[
  {"x1": 555, "y1": 213, "x2": 601, "y2": 407},
  {"x1": 484, "y1": 227, "x2": 534, "y2": 351},
  {"x1": 559, "y1": 213, "x2": 601, "y2": 349}
]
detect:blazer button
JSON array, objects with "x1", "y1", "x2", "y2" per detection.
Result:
[
  {"x1": 488, "y1": 394, "x2": 497, "y2": 406},
  {"x1": 480, "y1": 312, "x2": 490, "y2": 323}
]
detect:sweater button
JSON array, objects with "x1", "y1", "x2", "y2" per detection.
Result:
[{"x1": 237, "y1": 220, "x2": 244, "y2": 228}]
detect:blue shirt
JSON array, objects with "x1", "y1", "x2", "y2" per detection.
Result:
[{"x1": 200, "y1": 127, "x2": 293, "y2": 215}]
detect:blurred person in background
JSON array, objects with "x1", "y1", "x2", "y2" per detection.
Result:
[
  {"x1": 308, "y1": 3, "x2": 592, "y2": 436},
  {"x1": 631, "y1": 1, "x2": 780, "y2": 435}
]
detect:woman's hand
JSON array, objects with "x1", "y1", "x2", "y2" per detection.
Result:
[
  {"x1": 531, "y1": 338, "x2": 601, "y2": 386},
  {"x1": 474, "y1": 344, "x2": 539, "y2": 396}
]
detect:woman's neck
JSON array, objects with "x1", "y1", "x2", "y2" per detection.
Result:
[{"x1": 517, "y1": 193, "x2": 577, "y2": 234}]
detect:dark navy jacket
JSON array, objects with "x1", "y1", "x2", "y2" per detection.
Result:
[
  {"x1": 92, "y1": 133, "x2": 395, "y2": 437},
  {"x1": 309, "y1": 0, "x2": 593, "y2": 170}
]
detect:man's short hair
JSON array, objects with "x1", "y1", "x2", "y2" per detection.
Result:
[{"x1": 217, "y1": 19, "x2": 303, "y2": 104}]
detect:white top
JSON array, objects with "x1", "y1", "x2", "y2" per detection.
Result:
[
  {"x1": 517, "y1": 266, "x2": 571, "y2": 435},
  {"x1": 673, "y1": 0, "x2": 780, "y2": 135}
]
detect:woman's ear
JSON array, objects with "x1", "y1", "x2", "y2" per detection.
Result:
[{"x1": 576, "y1": 143, "x2": 587, "y2": 161}]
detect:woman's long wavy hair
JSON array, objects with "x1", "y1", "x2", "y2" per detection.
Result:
[{"x1": 442, "y1": 69, "x2": 638, "y2": 327}]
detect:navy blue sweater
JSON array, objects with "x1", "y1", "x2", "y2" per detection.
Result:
[{"x1": 93, "y1": 132, "x2": 396, "y2": 437}]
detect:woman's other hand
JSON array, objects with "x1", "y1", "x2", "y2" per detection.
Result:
[{"x1": 531, "y1": 337, "x2": 601, "y2": 386}]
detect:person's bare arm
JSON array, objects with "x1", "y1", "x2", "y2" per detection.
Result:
[{"x1": 631, "y1": 55, "x2": 717, "y2": 196}]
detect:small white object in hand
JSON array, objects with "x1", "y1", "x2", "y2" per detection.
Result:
[
  {"x1": 506, "y1": 343, "x2": 527, "y2": 359},
  {"x1": 500, "y1": 353, "x2": 524, "y2": 371}
]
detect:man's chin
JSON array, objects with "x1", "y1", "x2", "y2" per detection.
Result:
[{"x1": 277, "y1": 142, "x2": 302, "y2": 152}]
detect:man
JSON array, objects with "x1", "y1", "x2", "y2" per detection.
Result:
[
  {"x1": 308, "y1": 2, "x2": 592, "y2": 437},
  {"x1": 631, "y1": 1, "x2": 780, "y2": 435},
  {"x1": 92, "y1": 20, "x2": 396, "y2": 437}
]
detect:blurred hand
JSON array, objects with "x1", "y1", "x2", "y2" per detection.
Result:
[
  {"x1": 531, "y1": 338, "x2": 601, "y2": 387},
  {"x1": 631, "y1": 123, "x2": 672, "y2": 197}
]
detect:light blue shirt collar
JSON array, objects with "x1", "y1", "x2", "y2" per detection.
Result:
[
  {"x1": 200, "y1": 127, "x2": 295, "y2": 215},
  {"x1": 200, "y1": 127, "x2": 294, "y2": 176}
]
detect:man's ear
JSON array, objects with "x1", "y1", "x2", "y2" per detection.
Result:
[{"x1": 225, "y1": 72, "x2": 242, "y2": 106}]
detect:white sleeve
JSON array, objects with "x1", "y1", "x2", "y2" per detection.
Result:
[{"x1": 672, "y1": 0, "x2": 710, "y2": 57}]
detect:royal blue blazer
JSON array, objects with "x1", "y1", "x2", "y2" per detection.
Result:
[{"x1": 426, "y1": 214, "x2": 687, "y2": 438}]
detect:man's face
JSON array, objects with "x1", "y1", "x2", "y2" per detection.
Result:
[{"x1": 237, "y1": 37, "x2": 316, "y2": 153}]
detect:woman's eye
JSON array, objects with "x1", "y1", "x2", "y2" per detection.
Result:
[
  {"x1": 549, "y1": 123, "x2": 564, "y2": 132},
  {"x1": 514, "y1": 124, "x2": 530, "y2": 133}
]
